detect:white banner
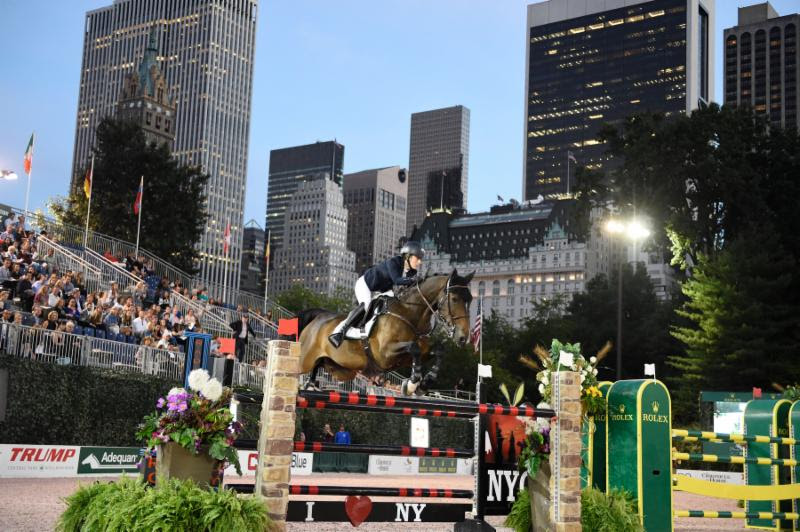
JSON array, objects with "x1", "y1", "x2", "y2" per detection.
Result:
[
  {"x1": 0, "y1": 444, "x2": 81, "y2": 478},
  {"x1": 410, "y1": 417, "x2": 429, "y2": 448},
  {"x1": 368, "y1": 455, "x2": 419, "y2": 475},
  {"x1": 223, "y1": 451, "x2": 313, "y2": 477},
  {"x1": 676, "y1": 469, "x2": 743, "y2": 485}
]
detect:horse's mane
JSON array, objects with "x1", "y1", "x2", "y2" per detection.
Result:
[{"x1": 394, "y1": 272, "x2": 473, "y2": 303}]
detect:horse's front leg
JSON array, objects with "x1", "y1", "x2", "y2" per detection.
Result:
[
  {"x1": 417, "y1": 348, "x2": 442, "y2": 395},
  {"x1": 395, "y1": 341, "x2": 422, "y2": 396}
]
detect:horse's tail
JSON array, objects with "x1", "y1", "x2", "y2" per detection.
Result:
[{"x1": 296, "y1": 308, "x2": 330, "y2": 336}]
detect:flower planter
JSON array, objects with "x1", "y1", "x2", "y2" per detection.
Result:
[
  {"x1": 528, "y1": 458, "x2": 553, "y2": 532},
  {"x1": 156, "y1": 442, "x2": 217, "y2": 486}
]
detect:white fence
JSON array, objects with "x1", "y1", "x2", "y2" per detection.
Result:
[{"x1": 0, "y1": 323, "x2": 183, "y2": 381}]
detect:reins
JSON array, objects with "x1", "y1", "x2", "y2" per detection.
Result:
[{"x1": 384, "y1": 276, "x2": 470, "y2": 340}]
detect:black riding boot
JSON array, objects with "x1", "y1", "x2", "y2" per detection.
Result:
[{"x1": 328, "y1": 304, "x2": 366, "y2": 348}]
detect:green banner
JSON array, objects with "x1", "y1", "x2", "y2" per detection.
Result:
[
  {"x1": 419, "y1": 457, "x2": 456, "y2": 474},
  {"x1": 77, "y1": 446, "x2": 142, "y2": 475}
]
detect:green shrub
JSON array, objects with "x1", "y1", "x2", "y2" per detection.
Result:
[
  {"x1": 57, "y1": 477, "x2": 270, "y2": 532},
  {"x1": 581, "y1": 487, "x2": 643, "y2": 532},
  {"x1": 0, "y1": 355, "x2": 177, "y2": 446},
  {"x1": 504, "y1": 486, "x2": 531, "y2": 532},
  {"x1": 505, "y1": 486, "x2": 643, "y2": 532}
]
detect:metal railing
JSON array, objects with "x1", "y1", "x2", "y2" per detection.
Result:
[
  {"x1": 16, "y1": 207, "x2": 292, "y2": 318},
  {"x1": 35, "y1": 236, "x2": 103, "y2": 294},
  {"x1": 0, "y1": 323, "x2": 183, "y2": 381}
]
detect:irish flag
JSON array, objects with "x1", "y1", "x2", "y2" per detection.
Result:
[{"x1": 23, "y1": 133, "x2": 34, "y2": 175}]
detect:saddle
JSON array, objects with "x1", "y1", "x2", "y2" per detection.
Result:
[{"x1": 341, "y1": 293, "x2": 391, "y2": 341}]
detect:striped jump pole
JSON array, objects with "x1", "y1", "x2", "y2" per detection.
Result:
[
  {"x1": 672, "y1": 428, "x2": 797, "y2": 446},
  {"x1": 289, "y1": 485, "x2": 474, "y2": 499},
  {"x1": 296, "y1": 396, "x2": 476, "y2": 419},
  {"x1": 673, "y1": 451, "x2": 798, "y2": 467},
  {"x1": 675, "y1": 510, "x2": 800, "y2": 520},
  {"x1": 293, "y1": 441, "x2": 474, "y2": 458},
  {"x1": 297, "y1": 390, "x2": 554, "y2": 418}
]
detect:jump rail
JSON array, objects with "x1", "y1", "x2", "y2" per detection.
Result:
[
  {"x1": 675, "y1": 510, "x2": 800, "y2": 520},
  {"x1": 289, "y1": 485, "x2": 474, "y2": 498},
  {"x1": 673, "y1": 428, "x2": 797, "y2": 446},
  {"x1": 673, "y1": 451, "x2": 798, "y2": 467},
  {"x1": 293, "y1": 441, "x2": 474, "y2": 458}
]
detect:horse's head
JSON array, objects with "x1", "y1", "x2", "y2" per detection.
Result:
[{"x1": 435, "y1": 269, "x2": 475, "y2": 347}]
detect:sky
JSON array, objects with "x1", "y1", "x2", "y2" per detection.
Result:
[{"x1": 0, "y1": 0, "x2": 797, "y2": 227}]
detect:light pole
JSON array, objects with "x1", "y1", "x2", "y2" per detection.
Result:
[{"x1": 604, "y1": 218, "x2": 651, "y2": 380}]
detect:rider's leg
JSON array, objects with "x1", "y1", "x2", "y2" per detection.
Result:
[
  {"x1": 327, "y1": 304, "x2": 366, "y2": 348},
  {"x1": 328, "y1": 275, "x2": 373, "y2": 348}
]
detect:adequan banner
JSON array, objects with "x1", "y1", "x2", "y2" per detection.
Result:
[
  {"x1": 0, "y1": 444, "x2": 81, "y2": 478},
  {"x1": 77, "y1": 447, "x2": 141, "y2": 475}
]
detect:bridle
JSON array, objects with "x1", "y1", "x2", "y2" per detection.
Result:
[{"x1": 386, "y1": 276, "x2": 471, "y2": 339}]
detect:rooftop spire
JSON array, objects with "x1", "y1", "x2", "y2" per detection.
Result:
[{"x1": 137, "y1": 25, "x2": 160, "y2": 97}]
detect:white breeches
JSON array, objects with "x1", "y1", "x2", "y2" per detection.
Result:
[{"x1": 355, "y1": 276, "x2": 372, "y2": 307}]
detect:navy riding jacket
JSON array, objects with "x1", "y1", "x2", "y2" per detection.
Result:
[{"x1": 362, "y1": 255, "x2": 417, "y2": 293}]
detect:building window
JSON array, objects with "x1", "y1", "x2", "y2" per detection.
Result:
[
  {"x1": 478, "y1": 281, "x2": 485, "y2": 296},
  {"x1": 145, "y1": 112, "x2": 152, "y2": 125},
  {"x1": 507, "y1": 279, "x2": 515, "y2": 295},
  {"x1": 492, "y1": 280, "x2": 500, "y2": 296}
]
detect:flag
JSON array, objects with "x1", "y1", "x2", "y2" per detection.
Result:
[
  {"x1": 470, "y1": 304, "x2": 482, "y2": 353},
  {"x1": 83, "y1": 157, "x2": 94, "y2": 199},
  {"x1": 223, "y1": 221, "x2": 231, "y2": 255},
  {"x1": 567, "y1": 151, "x2": 577, "y2": 164},
  {"x1": 134, "y1": 176, "x2": 143, "y2": 215},
  {"x1": 23, "y1": 133, "x2": 34, "y2": 175}
]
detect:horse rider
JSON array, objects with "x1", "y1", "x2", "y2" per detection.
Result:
[{"x1": 328, "y1": 241, "x2": 425, "y2": 348}]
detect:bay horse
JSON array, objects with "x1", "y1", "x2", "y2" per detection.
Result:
[{"x1": 298, "y1": 269, "x2": 474, "y2": 395}]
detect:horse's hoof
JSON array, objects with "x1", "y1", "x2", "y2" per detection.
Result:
[{"x1": 401, "y1": 379, "x2": 417, "y2": 396}]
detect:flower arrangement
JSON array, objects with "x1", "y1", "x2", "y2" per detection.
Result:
[
  {"x1": 136, "y1": 369, "x2": 243, "y2": 475},
  {"x1": 518, "y1": 408, "x2": 551, "y2": 477},
  {"x1": 520, "y1": 339, "x2": 609, "y2": 417}
]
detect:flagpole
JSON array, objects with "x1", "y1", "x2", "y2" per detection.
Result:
[
  {"x1": 135, "y1": 175, "x2": 143, "y2": 256},
  {"x1": 24, "y1": 133, "x2": 34, "y2": 215},
  {"x1": 83, "y1": 155, "x2": 95, "y2": 250},
  {"x1": 262, "y1": 230, "x2": 270, "y2": 314},
  {"x1": 477, "y1": 295, "x2": 483, "y2": 403},
  {"x1": 222, "y1": 221, "x2": 229, "y2": 305}
]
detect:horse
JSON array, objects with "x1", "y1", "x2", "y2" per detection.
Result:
[{"x1": 297, "y1": 269, "x2": 474, "y2": 395}]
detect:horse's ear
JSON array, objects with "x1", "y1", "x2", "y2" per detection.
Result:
[
  {"x1": 450, "y1": 268, "x2": 458, "y2": 279},
  {"x1": 464, "y1": 271, "x2": 475, "y2": 283}
]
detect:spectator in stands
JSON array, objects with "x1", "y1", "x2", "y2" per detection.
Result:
[
  {"x1": 0, "y1": 258, "x2": 12, "y2": 281},
  {"x1": 133, "y1": 281, "x2": 147, "y2": 307},
  {"x1": 335, "y1": 424, "x2": 351, "y2": 445},
  {"x1": 16, "y1": 271, "x2": 34, "y2": 311},
  {"x1": 33, "y1": 284, "x2": 49, "y2": 307},
  {"x1": 229, "y1": 314, "x2": 255, "y2": 362},
  {"x1": 52, "y1": 298, "x2": 67, "y2": 319},
  {"x1": 3, "y1": 213, "x2": 16, "y2": 231},
  {"x1": 42, "y1": 310, "x2": 59, "y2": 331},
  {"x1": 104, "y1": 306, "x2": 121, "y2": 335},
  {"x1": 87, "y1": 307, "x2": 103, "y2": 329},
  {"x1": 0, "y1": 291, "x2": 10, "y2": 311},
  {"x1": 64, "y1": 298, "x2": 81, "y2": 320},
  {"x1": 322, "y1": 424, "x2": 335, "y2": 443},
  {"x1": 30, "y1": 305, "x2": 43, "y2": 326}
]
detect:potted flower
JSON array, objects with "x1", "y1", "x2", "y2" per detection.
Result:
[{"x1": 136, "y1": 369, "x2": 243, "y2": 486}]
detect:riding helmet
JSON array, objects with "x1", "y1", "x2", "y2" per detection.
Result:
[{"x1": 401, "y1": 241, "x2": 425, "y2": 259}]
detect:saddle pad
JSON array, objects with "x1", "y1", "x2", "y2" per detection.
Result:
[{"x1": 342, "y1": 314, "x2": 379, "y2": 340}]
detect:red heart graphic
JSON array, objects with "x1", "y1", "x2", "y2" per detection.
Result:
[{"x1": 344, "y1": 495, "x2": 373, "y2": 527}]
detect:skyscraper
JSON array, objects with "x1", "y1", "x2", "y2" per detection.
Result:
[
  {"x1": 523, "y1": 0, "x2": 715, "y2": 200},
  {"x1": 265, "y1": 141, "x2": 344, "y2": 257},
  {"x1": 72, "y1": 0, "x2": 258, "y2": 295},
  {"x1": 343, "y1": 166, "x2": 408, "y2": 274},
  {"x1": 406, "y1": 106, "x2": 470, "y2": 236},
  {"x1": 724, "y1": 2, "x2": 799, "y2": 129},
  {"x1": 271, "y1": 178, "x2": 357, "y2": 297}
]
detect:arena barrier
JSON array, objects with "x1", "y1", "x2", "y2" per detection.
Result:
[
  {"x1": 229, "y1": 340, "x2": 584, "y2": 531},
  {"x1": 604, "y1": 379, "x2": 800, "y2": 532}
]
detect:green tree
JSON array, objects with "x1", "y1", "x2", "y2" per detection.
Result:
[
  {"x1": 670, "y1": 232, "x2": 800, "y2": 416},
  {"x1": 50, "y1": 117, "x2": 208, "y2": 273},
  {"x1": 274, "y1": 283, "x2": 352, "y2": 314}
]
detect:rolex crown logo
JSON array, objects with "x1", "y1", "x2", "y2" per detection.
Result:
[
  {"x1": 652, "y1": 401, "x2": 659, "y2": 414},
  {"x1": 619, "y1": 404, "x2": 625, "y2": 414}
]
